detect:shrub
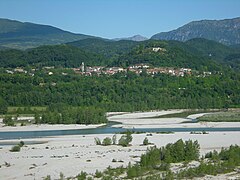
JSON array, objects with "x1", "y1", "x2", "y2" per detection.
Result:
[
  {"x1": 44, "y1": 175, "x2": 51, "y2": 180},
  {"x1": 118, "y1": 135, "x2": 129, "y2": 147},
  {"x1": 10, "y1": 145, "x2": 21, "y2": 152},
  {"x1": 95, "y1": 170, "x2": 103, "y2": 178},
  {"x1": 59, "y1": 172, "x2": 64, "y2": 180},
  {"x1": 127, "y1": 163, "x2": 142, "y2": 178},
  {"x1": 19, "y1": 141, "x2": 24, "y2": 147},
  {"x1": 77, "y1": 171, "x2": 87, "y2": 180},
  {"x1": 143, "y1": 137, "x2": 149, "y2": 145},
  {"x1": 94, "y1": 137, "x2": 101, "y2": 145},
  {"x1": 3, "y1": 116, "x2": 14, "y2": 126},
  {"x1": 112, "y1": 134, "x2": 117, "y2": 145},
  {"x1": 118, "y1": 132, "x2": 132, "y2": 147},
  {"x1": 102, "y1": 137, "x2": 112, "y2": 146}
]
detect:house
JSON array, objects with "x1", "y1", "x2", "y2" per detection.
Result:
[
  {"x1": 6, "y1": 70, "x2": 14, "y2": 74},
  {"x1": 152, "y1": 47, "x2": 167, "y2": 52}
]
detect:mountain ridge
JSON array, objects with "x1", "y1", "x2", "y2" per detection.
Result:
[
  {"x1": 151, "y1": 17, "x2": 240, "y2": 45},
  {"x1": 0, "y1": 18, "x2": 95, "y2": 49},
  {"x1": 113, "y1": 35, "x2": 148, "y2": 42}
]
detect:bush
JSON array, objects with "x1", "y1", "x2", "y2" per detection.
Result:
[
  {"x1": 94, "y1": 137, "x2": 101, "y2": 145},
  {"x1": 143, "y1": 137, "x2": 149, "y2": 145},
  {"x1": 3, "y1": 116, "x2": 14, "y2": 126},
  {"x1": 112, "y1": 134, "x2": 117, "y2": 145},
  {"x1": 118, "y1": 135, "x2": 129, "y2": 147},
  {"x1": 127, "y1": 163, "x2": 142, "y2": 178},
  {"x1": 118, "y1": 132, "x2": 132, "y2": 147},
  {"x1": 10, "y1": 145, "x2": 21, "y2": 152},
  {"x1": 19, "y1": 141, "x2": 24, "y2": 147},
  {"x1": 102, "y1": 137, "x2": 112, "y2": 146},
  {"x1": 95, "y1": 170, "x2": 103, "y2": 178},
  {"x1": 59, "y1": 172, "x2": 64, "y2": 180},
  {"x1": 77, "y1": 171, "x2": 87, "y2": 180},
  {"x1": 44, "y1": 175, "x2": 51, "y2": 180}
]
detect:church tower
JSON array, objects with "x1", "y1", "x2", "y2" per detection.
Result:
[{"x1": 81, "y1": 62, "x2": 85, "y2": 72}]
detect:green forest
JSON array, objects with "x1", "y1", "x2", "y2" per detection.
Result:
[
  {"x1": 0, "y1": 38, "x2": 240, "y2": 124},
  {"x1": 0, "y1": 69, "x2": 239, "y2": 112}
]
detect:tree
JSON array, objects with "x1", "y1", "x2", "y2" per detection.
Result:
[
  {"x1": 3, "y1": 116, "x2": 14, "y2": 126},
  {"x1": 0, "y1": 97, "x2": 8, "y2": 114},
  {"x1": 118, "y1": 132, "x2": 133, "y2": 147},
  {"x1": 112, "y1": 134, "x2": 117, "y2": 145},
  {"x1": 94, "y1": 137, "x2": 101, "y2": 145},
  {"x1": 34, "y1": 113, "x2": 41, "y2": 124}
]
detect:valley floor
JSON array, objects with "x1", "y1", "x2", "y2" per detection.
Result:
[
  {"x1": 0, "y1": 110, "x2": 240, "y2": 179},
  {"x1": 0, "y1": 132, "x2": 240, "y2": 179},
  {"x1": 109, "y1": 110, "x2": 240, "y2": 128}
]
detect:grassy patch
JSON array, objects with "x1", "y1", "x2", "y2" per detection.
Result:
[
  {"x1": 198, "y1": 111, "x2": 240, "y2": 122},
  {"x1": 145, "y1": 110, "x2": 214, "y2": 119},
  {"x1": 7, "y1": 106, "x2": 47, "y2": 114}
]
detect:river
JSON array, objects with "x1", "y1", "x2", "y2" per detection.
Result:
[{"x1": 0, "y1": 121, "x2": 240, "y2": 140}]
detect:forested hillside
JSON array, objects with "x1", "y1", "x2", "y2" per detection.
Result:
[
  {"x1": 0, "y1": 45, "x2": 106, "y2": 67},
  {"x1": 0, "y1": 38, "x2": 239, "y2": 71},
  {"x1": 68, "y1": 38, "x2": 140, "y2": 58},
  {"x1": 0, "y1": 69, "x2": 239, "y2": 112},
  {"x1": 0, "y1": 18, "x2": 94, "y2": 49},
  {"x1": 0, "y1": 37, "x2": 239, "y2": 118}
]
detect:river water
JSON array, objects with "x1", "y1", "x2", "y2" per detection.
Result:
[{"x1": 0, "y1": 121, "x2": 240, "y2": 140}]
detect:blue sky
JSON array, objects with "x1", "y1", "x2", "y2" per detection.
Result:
[{"x1": 0, "y1": 0, "x2": 239, "y2": 38}]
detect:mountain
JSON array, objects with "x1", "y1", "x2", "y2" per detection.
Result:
[
  {"x1": 151, "y1": 17, "x2": 240, "y2": 45},
  {"x1": 67, "y1": 38, "x2": 140, "y2": 58},
  {"x1": 0, "y1": 18, "x2": 94, "y2": 49},
  {"x1": 185, "y1": 38, "x2": 237, "y2": 60},
  {"x1": 113, "y1": 35, "x2": 148, "y2": 42},
  {"x1": 0, "y1": 44, "x2": 107, "y2": 68},
  {"x1": 0, "y1": 36, "x2": 239, "y2": 71},
  {"x1": 112, "y1": 39, "x2": 222, "y2": 71}
]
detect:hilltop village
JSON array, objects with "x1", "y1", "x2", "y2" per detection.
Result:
[
  {"x1": 72, "y1": 62, "x2": 213, "y2": 77},
  {"x1": 4, "y1": 63, "x2": 213, "y2": 78},
  {"x1": 73, "y1": 62, "x2": 192, "y2": 77}
]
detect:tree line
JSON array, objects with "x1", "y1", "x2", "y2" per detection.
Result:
[
  {"x1": 37, "y1": 104, "x2": 107, "y2": 124},
  {"x1": 0, "y1": 69, "x2": 239, "y2": 114}
]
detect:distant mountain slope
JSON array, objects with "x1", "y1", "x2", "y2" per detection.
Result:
[
  {"x1": 113, "y1": 35, "x2": 148, "y2": 41},
  {"x1": 184, "y1": 38, "x2": 240, "y2": 70},
  {"x1": 151, "y1": 17, "x2": 240, "y2": 45},
  {"x1": 67, "y1": 38, "x2": 140, "y2": 58},
  {"x1": 0, "y1": 18, "x2": 94, "y2": 49},
  {"x1": 185, "y1": 38, "x2": 236, "y2": 60},
  {"x1": 112, "y1": 39, "x2": 221, "y2": 71},
  {"x1": 0, "y1": 37, "x2": 239, "y2": 71},
  {"x1": 0, "y1": 44, "x2": 106, "y2": 67}
]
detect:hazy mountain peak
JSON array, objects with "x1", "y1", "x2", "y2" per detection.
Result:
[{"x1": 113, "y1": 35, "x2": 148, "y2": 42}]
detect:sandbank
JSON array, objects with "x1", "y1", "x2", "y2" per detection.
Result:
[
  {"x1": 0, "y1": 132, "x2": 239, "y2": 179},
  {"x1": 0, "y1": 124, "x2": 105, "y2": 132},
  {"x1": 109, "y1": 110, "x2": 240, "y2": 129}
]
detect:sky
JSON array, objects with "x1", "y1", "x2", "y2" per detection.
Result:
[{"x1": 0, "y1": 0, "x2": 239, "y2": 39}]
